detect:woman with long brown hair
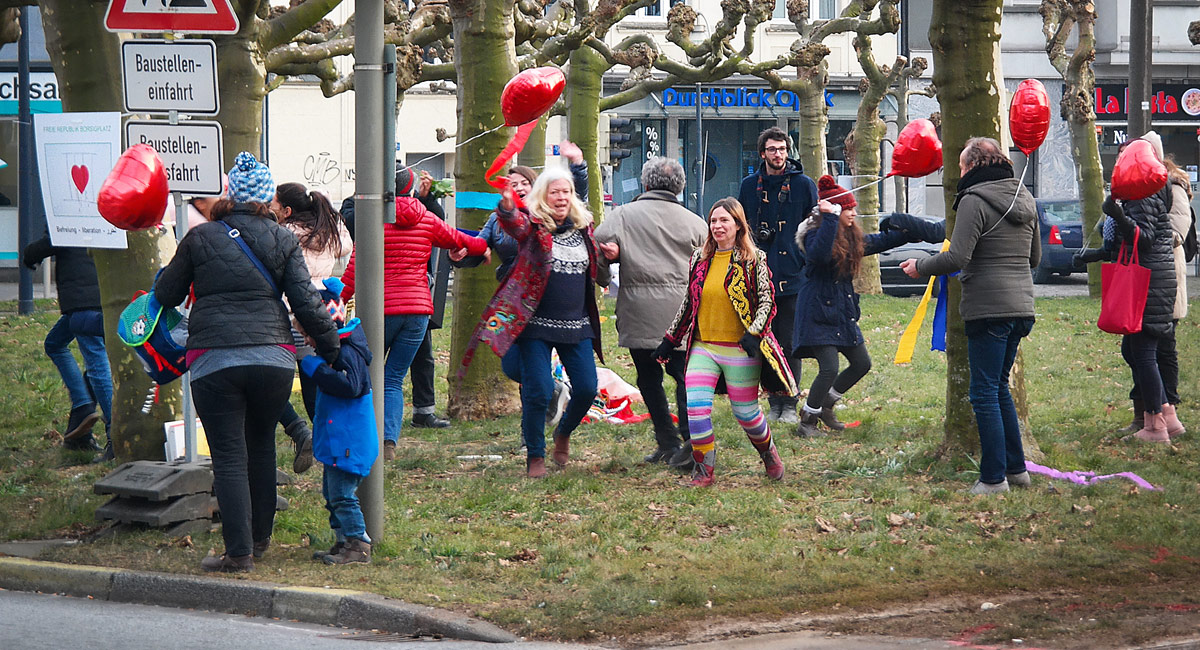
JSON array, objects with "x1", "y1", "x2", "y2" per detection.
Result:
[
  {"x1": 793, "y1": 175, "x2": 944, "y2": 438},
  {"x1": 655, "y1": 197, "x2": 796, "y2": 486}
]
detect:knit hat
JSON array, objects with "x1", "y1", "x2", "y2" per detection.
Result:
[
  {"x1": 319, "y1": 277, "x2": 347, "y2": 326},
  {"x1": 227, "y1": 152, "x2": 275, "y2": 204},
  {"x1": 817, "y1": 175, "x2": 857, "y2": 211},
  {"x1": 396, "y1": 166, "x2": 416, "y2": 197},
  {"x1": 1141, "y1": 130, "x2": 1164, "y2": 162}
]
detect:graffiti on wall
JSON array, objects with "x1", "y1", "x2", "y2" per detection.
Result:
[{"x1": 302, "y1": 152, "x2": 355, "y2": 188}]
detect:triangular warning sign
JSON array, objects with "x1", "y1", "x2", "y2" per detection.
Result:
[{"x1": 105, "y1": 0, "x2": 240, "y2": 34}]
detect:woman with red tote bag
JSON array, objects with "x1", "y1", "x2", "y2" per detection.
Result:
[{"x1": 1101, "y1": 173, "x2": 1179, "y2": 442}]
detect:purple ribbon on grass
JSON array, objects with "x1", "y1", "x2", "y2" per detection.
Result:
[{"x1": 1026, "y1": 461, "x2": 1160, "y2": 491}]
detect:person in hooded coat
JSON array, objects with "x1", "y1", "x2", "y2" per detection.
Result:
[{"x1": 901, "y1": 137, "x2": 1040, "y2": 495}]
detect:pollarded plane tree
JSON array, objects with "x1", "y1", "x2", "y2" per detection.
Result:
[{"x1": 1041, "y1": 0, "x2": 1104, "y2": 298}]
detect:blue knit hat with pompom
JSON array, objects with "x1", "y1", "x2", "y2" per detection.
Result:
[{"x1": 227, "y1": 152, "x2": 275, "y2": 204}]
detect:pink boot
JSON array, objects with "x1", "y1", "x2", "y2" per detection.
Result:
[
  {"x1": 1161, "y1": 403, "x2": 1185, "y2": 438},
  {"x1": 1129, "y1": 411, "x2": 1169, "y2": 443},
  {"x1": 690, "y1": 447, "x2": 715, "y2": 487}
]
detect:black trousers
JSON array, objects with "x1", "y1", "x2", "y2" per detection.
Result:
[
  {"x1": 1123, "y1": 325, "x2": 1174, "y2": 410},
  {"x1": 768, "y1": 293, "x2": 801, "y2": 410},
  {"x1": 192, "y1": 365, "x2": 293, "y2": 558},
  {"x1": 409, "y1": 328, "x2": 436, "y2": 411},
  {"x1": 630, "y1": 347, "x2": 690, "y2": 447},
  {"x1": 800, "y1": 342, "x2": 872, "y2": 409}
]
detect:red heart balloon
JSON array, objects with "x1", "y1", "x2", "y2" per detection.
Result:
[
  {"x1": 1111, "y1": 139, "x2": 1167, "y2": 201},
  {"x1": 887, "y1": 118, "x2": 943, "y2": 178},
  {"x1": 97, "y1": 144, "x2": 170, "y2": 231},
  {"x1": 501, "y1": 67, "x2": 566, "y2": 127},
  {"x1": 1010, "y1": 79, "x2": 1051, "y2": 156}
]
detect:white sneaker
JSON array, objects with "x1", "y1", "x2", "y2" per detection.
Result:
[
  {"x1": 1006, "y1": 471, "x2": 1032, "y2": 487},
  {"x1": 966, "y1": 479, "x2": 1010, "y2": 495},
  {"x1": 546, "y1": 379, "x2": 570, "y2": 429}
]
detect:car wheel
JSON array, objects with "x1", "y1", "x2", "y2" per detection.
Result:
[{"x1": 1032, "y1": 264, "x2": 1053, "y2": 284}]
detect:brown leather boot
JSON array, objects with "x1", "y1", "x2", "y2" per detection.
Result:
[
  {"x1": 818, "y1": 394, "x2": 846, "y2": 431},
  {"x1": 323, "y1": 538, "x2": 371, "y2": 565},
  {"x1": 1119, "y1": 399, "x2": 1145, "y2": 433},
  {"x1": 1161, "y1": 403, "x2": 1185, "y2": 438},
  {"x1": 526, "y1": 456, "x2": 547, "y2": 478},
  {"x1": 551, "y1": 435, "x2": 570, "y2": 467}
]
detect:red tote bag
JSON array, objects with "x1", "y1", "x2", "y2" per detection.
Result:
[{"x1": 1097, "y1": 226, "x2": 1151, "y2": 335}]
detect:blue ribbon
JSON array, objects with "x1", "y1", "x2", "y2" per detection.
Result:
[
  {"x1": 456, "y1": 191, "x2": 501, "y2": 211},
  {"x1": 457, "y1": 228, "x2": 479, "y2": 237},
  {"x1": 931, "y1": 275, "x2": 948, "y2": 352},
  {"x1": 930, "y1": 271, "x2": 960, "y2": 352}
]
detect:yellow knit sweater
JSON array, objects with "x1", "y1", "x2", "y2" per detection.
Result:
[{"x1": 697, "y1": 251, "x2": 745, "y2": 343}]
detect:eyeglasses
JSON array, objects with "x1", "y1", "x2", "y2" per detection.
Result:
[{"x1": 764, "y1": 146, "x2": 788, "y2": 155}]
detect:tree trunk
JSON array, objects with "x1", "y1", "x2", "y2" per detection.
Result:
[
  {"x1": 214, "y1": 9, "x2": 268, "y2": 166},
  {"x1": 850, "y1": 76, "x2": 887, "y2": 295},
  {"x1": 1070, "y1": 115, "x2": 1105, "y2": 298},
  {"x1": 795, "y1": 76, "x2": 828, "y2": 179},
  {"x1": 930, "y1": 0, "x2": 1011, "y2": 456},
  {"x1": 567, "y1": 46, "x2": 605, "y2": 220},
  {"x1": 518, "y1": 115, "x2": 548, "y2": 168},
  {"x1": 445, "y1": 0, "x2": 521, "y2": 419},
  {"x1": 40, "y1": 0, "x2": 180, "y2": 462}
]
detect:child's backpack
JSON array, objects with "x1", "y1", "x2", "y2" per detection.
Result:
[{"x1": 117, "y1": 290, "x2": 188, "y2": 385}]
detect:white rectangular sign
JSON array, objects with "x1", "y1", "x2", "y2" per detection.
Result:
[
  {"x1": 122, "y1": 40, "x2": 219, "y2": 115},
  {"x1": 34, "y1": 112, "x2": 127, "y2": 250},
  {"x1": 125, "y1": 120, "x2": 224, "y2": 196}
]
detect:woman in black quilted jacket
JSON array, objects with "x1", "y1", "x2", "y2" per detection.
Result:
[
  {"x1": 1103, "y1": 174, "x2": 1179, "y2": 442},
  {"x1": 156, "y1": 153, "x2": 340, "y2": 573}
]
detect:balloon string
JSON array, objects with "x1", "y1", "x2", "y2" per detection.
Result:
[
  {"x1": 398, "y1": 123, "x2": 507, "y2": 175},
  {"x1": 821, "y1": 176, "x2": 887, "y2": 203},
  {"x1": 977, "y1": 163, "x2": 1030, "y2": 240}
]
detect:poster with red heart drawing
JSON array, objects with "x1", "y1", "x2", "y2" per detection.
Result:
[{"x1": 34, "y1": 112, "x2": 127, "y2": 249}]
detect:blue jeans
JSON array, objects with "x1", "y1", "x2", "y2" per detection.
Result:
[
  {"x1": 45, "y1": 311, "x2": 113, "y2": 426},
  {"x1": 965, "y1": 317, "x2": 1034, "y2": 484},
  {"x1": 501, "y1": 337, "x2": 598, "y2": 459},
  {"x1": 382, "y1": 314, "x2": 430, "y2": 444},
  {"x1": 322, "y1": 464, "x2": 369, "y2": 543}
]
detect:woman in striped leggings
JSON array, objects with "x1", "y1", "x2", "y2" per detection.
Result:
[{"x1": 654, "y1": 198, "x2": 798, "y2": 486}]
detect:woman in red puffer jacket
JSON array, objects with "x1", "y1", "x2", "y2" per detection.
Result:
[{"x1": 340, "y1": 167, "x2": 488, "y2": 459}]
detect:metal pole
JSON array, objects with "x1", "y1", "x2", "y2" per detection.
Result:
[
  {"x1": 695, "y1": 83, "x2": 704, "y2": 215},
  {"x1": 17, "y1": 9, "x2": 33, "y2": 315},
  {"x1": 1127, "y1": 0, "x2": 1152, "y2": 138},
  {"x1": 166, "y1": 104, "x2": 199, "y2": 464},
  {"x1": 354, "y1": 0, "x2": 387, "y2": 543}
]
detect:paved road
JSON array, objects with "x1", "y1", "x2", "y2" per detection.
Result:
[
  {"x1": 0, "y1": 590, "x2": 596, "y2": 650},
  {"x1": 0, "y1": 590, "x2": 974, "y2": 650}
]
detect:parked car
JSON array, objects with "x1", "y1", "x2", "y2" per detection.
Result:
[
  {"x1": 1033, "y1": 198, "x2": 1086, "y2": 283},
  {"x1": 878, "y1": 216, "x2": 945, "y2": 297}
]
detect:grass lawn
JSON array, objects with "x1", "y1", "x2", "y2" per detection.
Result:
[{"x1": 1, "y1": 293, "x2": 1198, "y2": 647}]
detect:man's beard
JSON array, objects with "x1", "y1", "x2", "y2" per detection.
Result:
[{"x1": 765, "y1": 157, "x2": 786, "y2": 172}]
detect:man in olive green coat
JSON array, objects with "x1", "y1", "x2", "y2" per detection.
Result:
[{"x1": 595, "y1": 157, "x2": 708, "y2": 466}]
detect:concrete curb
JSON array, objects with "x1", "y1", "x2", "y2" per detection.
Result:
[{"x1": 0, "y1": 557, "x2": 518, "y2": 643}]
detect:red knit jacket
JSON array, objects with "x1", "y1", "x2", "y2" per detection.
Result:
[{"x1": 341, "y1": 197, "x2": 487, "y2": 315}]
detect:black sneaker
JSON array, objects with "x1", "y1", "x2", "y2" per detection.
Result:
[
  {"x1": 64, "y1": 436, "x2": 102, "y2": 453},
  {"x1": 643, "y1": 446, "x2": 679, "y2": 464},
  {"x1": 63, "y1": 403, "x2": 100, "y2": 442},
  {"x1": 411, "y1": 413, "x2": 450, "y2": 428}
]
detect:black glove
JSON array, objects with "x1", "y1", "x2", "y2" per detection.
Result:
[
  {"x1": 739, "y1": 333, "x2": 761, "y2": 358},
  {"x1": 1074, "y1": 248, "x2": 1113, "y2": 266},
  {"x1": 1102, "y1": 195, "x2": 1129, "y2": 224},
  {"x1": 880, "y1": 212, "x2": 945, "y2": 244},
  {"x1": 652, "y1": 338, "x2": 674, "y2": 364}
]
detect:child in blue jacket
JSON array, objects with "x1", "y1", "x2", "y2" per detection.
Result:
[{"x1": 299, "y1": 277, "x2": 378, "y2": 565}]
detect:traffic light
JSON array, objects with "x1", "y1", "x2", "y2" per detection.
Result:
[{"x1": 599, "y1": 113, "x2": 634, "y2": 169}]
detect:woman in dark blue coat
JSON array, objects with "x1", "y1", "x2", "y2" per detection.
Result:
[{"x1": 792, "y1": 176, "x2": 944, "y2": 437}]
